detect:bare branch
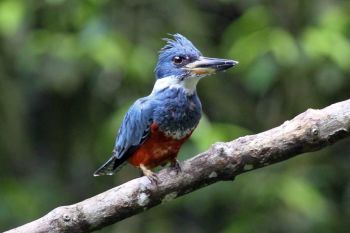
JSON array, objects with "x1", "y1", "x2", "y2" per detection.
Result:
[{"x1": 5, "y1": 99, "x2": 350, "y2": 233}]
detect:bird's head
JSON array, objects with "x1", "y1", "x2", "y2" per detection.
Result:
[{"x1": 153, "y1": 34, "x2": 238, "y2": 94}]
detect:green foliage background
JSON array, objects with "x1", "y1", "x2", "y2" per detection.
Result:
[{"x1": 1, "y1": 0, "x2": 350, "y2": 232}]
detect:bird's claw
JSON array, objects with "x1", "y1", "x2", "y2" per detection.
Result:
[
  {"x1": 146, "y1": 172, "x2": 159, "y2": 185},
  {"x1": 140, "y1": 164, "x2": 159, "y2": 185},
  {"x1": 170, "y1": 159, "x2": 182, "y2": 174}
]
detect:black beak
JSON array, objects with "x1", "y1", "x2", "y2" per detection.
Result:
[{"x1": 185, "y1": 56, "x2": 238, "y2": 75}]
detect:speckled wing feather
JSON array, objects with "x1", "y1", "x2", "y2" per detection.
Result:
[{"x1": 94, "y1": 98, "x2": 153, "y2": 176}]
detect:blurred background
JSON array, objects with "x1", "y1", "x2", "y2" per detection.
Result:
[{"x1": 1, "y1": 0, "x2": 350, "y2": 232}]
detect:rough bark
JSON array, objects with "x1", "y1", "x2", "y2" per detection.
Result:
[{"x1": 5, "y1": 99, "x2": 350, "y2": 233}]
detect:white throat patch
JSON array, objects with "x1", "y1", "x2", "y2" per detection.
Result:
[{"x1": 152, "y1": 75, "x2": 202, "y2": 95}]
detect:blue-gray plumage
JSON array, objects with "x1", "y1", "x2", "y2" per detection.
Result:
[
  {"x1": 153, "y1": 87, "x2": 202, "y2": 141},
  {"x1": 94, "y1": 33, "x2": 238, "y2": 183},
  {"x1": 155, "y1": 34, "x2": 202, "y2": 79}
]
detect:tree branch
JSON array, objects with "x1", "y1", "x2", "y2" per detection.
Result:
[{"x1": 5, "y1": 99, "x2": 350, "y2": 233}]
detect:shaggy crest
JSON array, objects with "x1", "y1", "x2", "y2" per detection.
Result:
[
  {"x1": 155, "y1": 33, "x2": 202, "y2": 79},
  {"x1": 160, "y1": 33, "x2": 201, "y2": 55}
]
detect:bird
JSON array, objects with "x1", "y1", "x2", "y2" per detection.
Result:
[{"x1": 94, "y1": 33, "x2": 238, "y2": 183}]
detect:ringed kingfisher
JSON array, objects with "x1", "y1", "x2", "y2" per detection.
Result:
[{"x1": 94, "y1": 33, "x2": 238, "y2": 183}]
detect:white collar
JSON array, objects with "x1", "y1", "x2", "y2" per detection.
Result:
[{"x1": 151, "y1": 75, "x2": 202, "y2": 95}]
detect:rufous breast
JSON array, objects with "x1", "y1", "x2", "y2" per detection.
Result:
[{"x1": 128, "y1": 123, "x2": 192, "y2": 168}]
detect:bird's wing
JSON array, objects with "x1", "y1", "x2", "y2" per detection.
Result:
[
  {"x1": 114, "y1": 98, "x2": 153, "y2": 160},
  {"x1": 93, "y1": 98, "x2": 153, "y2": 176}
]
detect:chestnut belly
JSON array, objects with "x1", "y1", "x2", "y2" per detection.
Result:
[{"x1": 128, "y1": 123, "x2": 192, "y2": 169}]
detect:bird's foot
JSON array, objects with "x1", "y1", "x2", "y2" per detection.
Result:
[
  {"x1": 140, "y1": 164, "x2": 159, "y2": 185},
  {"x1": 170, "y1": 159, "x2": 182, "y2": 174}
]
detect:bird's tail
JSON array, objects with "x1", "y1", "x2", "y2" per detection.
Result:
[{"x1": 93, "y1": 154, "x2": 126, "y2": 176}]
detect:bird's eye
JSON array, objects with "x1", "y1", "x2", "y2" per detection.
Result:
[{"x1": 173, "y1": 56, "x2": 184, "y2": 64}]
